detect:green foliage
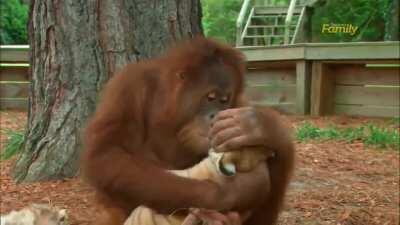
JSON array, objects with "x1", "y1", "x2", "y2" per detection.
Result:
[
  {"x1": 311, "y1": 0, "x2": 393, "y2": 42},
  {"x1": 201, "y1": 0, "x2": 242, "y2": 44},
  {"x1": 0, "y1": 0, "x2": 29, "y2": 44},
  {"x1": 296, "y1": 122, "x2": 400, "y2": 150},
  {"x1": 364, "y1": 124, "x2": 399, "y2": 148},
  {"x1": 341, "y1": 126, "x2": 365, "y2": 142},
  {"x1": 391, "y1": 117, "x2": 400, "y2": 126},
  {"x1": 1, "y1": 130, "x2": 25, "y2": 160},
  {"x1": 296, "y1": 122, "x2": 322, "y2": 140}
]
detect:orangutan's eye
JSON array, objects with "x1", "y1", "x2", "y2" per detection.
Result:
[
  {"x1": 220, "y1": 95, "x2": 229, "y2": 103},
  {"x1": 207, "y1": 92, "x2": 216, "y2": 102}
]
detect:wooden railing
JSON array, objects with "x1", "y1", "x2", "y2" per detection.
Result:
[{"x1": 0, "y1": 45, "x2": 30, "y2": 110}]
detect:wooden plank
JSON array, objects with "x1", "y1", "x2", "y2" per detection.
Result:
[
  {"x1": 304, "y1": 42, "x2": 400, "y2": 60},
  {"x1": 310, "y1": 62, "x2": 334, "y2": 116},
  {"x1": 323, "y1": 60, "x2": 400, "y2": 65},
  {"x1": 239, "y1": 41, "x2": 399, "y2": 62},
  {"x1": 334, "y1": 85, "x2": 400, "y2": 106},
  {"x1": 0, "y1": 67, "x2": 29, "y2": 81},
  {"x1": 240, "y1": 45, "x2": 305, "y2": 61},
  {"x1": 0, "y1": 45, "x2": 29, "y2": 62},
  {"x1": 247, "y1": 60, "x2": 296, "y2": 69},
  {"x1": 251, "y1": 101, "x2": 296, "y2": 114},
  {"x1": 334, "y1": 65, "x2": 400, "y2": 86},
  {"x1": 246, "y1": 69, "x2": 296, "y2": 85},
  {"x1": 296, "y1": 60, "x2": 311, "y2": 114},
  {"x1": 0, "y1": 82, "x2": 29, "y2": 98},
  {"x1": 365, "y1": 64, "x2": 400, "y2": 68},
  {"x1": 335, "y1": 105, "x2": 400, "y2": 118},
  {"x1": 0, "y1": 98, "x2": 28, "y2": 110},
  {"x1": 245, "y1": 84, "x2": 296, "y2": 103}
]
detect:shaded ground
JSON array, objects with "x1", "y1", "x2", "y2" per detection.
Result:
[{"x1": 0, "y1": 111, "x2": 399, "y2": 225}]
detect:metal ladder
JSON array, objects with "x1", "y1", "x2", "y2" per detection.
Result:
[{"x1": 236, "y1": 0, "x2": 308, "y2": 47}]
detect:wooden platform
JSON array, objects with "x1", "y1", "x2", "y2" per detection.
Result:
[{"x1": 240, "y1": 42, "x2": 400, "y2": 117}]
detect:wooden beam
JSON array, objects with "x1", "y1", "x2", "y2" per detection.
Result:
[
  {"x1": 0, "y1": 98, "x2": 28, "y2": 110},
  {"x1": 334, "y1": 85, "x2": 399, "y2": 107},
  {"x1": 251, "y1": 101, "x2": 296, "y2": 114},
  {"x1": 241, "y1": 45, "x2": 305, "y2": 61},
  {"x1": 0, "y1": 67, "x2": 29, "y2": 81},
  {"x1": 334, "y1": 65, "x2": 400, "y2": 86},
  {"x1": 246, "y1": 60, "x2": 296, "y2": 69},
  {"x1": 246, "y1": 68, "x2": 296, "y2": 84},
  {"x1": 304, "y1": 42, "x2": 400, "y2": 60},
  {"x1": 296, "y1": 60, "x2": 311, "y2": 114},
  {"x1": 245, "y1": 84, "x2": 296, "y2": 103},
  {"x1": 322, "y1": 60, "x2": 400, "y2": 64},
  {"x1": 239, "y1": 41, "x2": 400, "y2": 62},
  {"x1": 0, "y1": 45, "x2": 29, "y2": 62},
  {"x1": 0, "y1": 82, "x2": 30, "y2": 98},
  {"x1": 310, "y1": 62, "x2": 334, "y2": 116},
  {"x1": 335, "y1": 105, "x2": 400, "y2": 118}
]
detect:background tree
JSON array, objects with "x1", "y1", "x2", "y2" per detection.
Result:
[
  {"x1": 0, "y1": 0, "x2": 29, "y2": 44},
  {"x1": 13, "y1": 0, "x2": 202, "y2": 182},
  {"x1": 310, "y1": 0, "x2": 397, "y2": 42},
  {"x1": 384, "y1": 0, "x2": 399, "y2": 41},
  {"x1": 202, "y1": 0, "x2": 242, "y2": 44}
]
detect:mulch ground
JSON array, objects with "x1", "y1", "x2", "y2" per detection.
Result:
[{"x1": 0, "y1": 111, "x2": 399, "y2": 225}]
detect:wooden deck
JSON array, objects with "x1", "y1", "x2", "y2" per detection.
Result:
[{"x1": 240, "y1": 42, "x2": 400, "y2": 117}]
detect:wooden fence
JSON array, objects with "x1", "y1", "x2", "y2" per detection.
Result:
[
  {"x1": 241, "y1": 41, "x2": 400, "y2": 117},
  {"x1": 1, "y1": 42, "x2": 400, "y2": 117},
  {"x1": 0, "y1": 45, "x2": 29, "y2": 110}
]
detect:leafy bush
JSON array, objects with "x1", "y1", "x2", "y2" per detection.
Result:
[{"x1": 0, "y1": 0, "x2": 29, "y2": 44}]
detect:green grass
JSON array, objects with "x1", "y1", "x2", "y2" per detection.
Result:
[
  {"x1": 296, "y1": 122, "x2": 400, "y2": 150},
  {"x1": 391, "y1": 117, "x2": 400, "y2": 126},
  {"x1": 1, "y1": 130, "x2": 24, "y2": 160}
]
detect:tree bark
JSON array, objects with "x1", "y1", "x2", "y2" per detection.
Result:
[{"x1": 13, "y1": 0, "x2": 203, "y2": 182}]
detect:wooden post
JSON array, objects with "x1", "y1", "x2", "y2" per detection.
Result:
[
  {"x1": 310, "y1": 61, "x2": 334, "y2": 116},
  {"x1": 296, "y1": 60, "x2": 311, "y2": 114}
]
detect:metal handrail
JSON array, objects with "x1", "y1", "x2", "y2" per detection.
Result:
[
  {"x1": 240, "y1": 7, "x2": 255, "y2": 44},
  {"x1": 291, "y1": 6, "x2": 306, "y2": 44},
  {"x1": 284, "y1": 0, "x2": 298, "y2": 44},
  {"x1": 236, "y1": 0, "x2": 252, "y2": 46}
]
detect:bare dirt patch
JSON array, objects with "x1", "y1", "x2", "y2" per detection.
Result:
[{"x1": 1, "y1": 111, "x2": 399, "y2": 225}]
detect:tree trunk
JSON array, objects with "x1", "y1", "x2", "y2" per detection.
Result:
[{"x1": 13, "y1": 0, "x2": 203, "y2": 182}]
